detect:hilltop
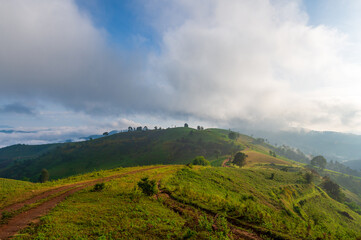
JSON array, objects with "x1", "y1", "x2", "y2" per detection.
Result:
[{"x1": 0, "y1": 128, "x2": 244, "y2": 181}]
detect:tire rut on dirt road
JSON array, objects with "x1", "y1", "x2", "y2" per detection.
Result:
[{"x1": 0, "y1": 165, "x2": 168, "y2": 240}]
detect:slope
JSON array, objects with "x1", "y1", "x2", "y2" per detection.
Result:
[
  {"x1": 2, "y1": 165, "x2": 361, "y2": 240},
  {"x1": 0, "y1": 128, "x2": 242, "y2": 181}
]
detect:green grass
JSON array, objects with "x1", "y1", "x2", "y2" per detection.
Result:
[
  {"x1": 163, "y1": 166, "x2": 361, "y2": 239},
  {"x1": 1, "y1": 164, "x2": 359, "y2": 239}
]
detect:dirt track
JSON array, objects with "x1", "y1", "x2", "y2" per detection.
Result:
[
  {"x1": 0, "y1": 166, "x2": 167, "y2": 239},
  {"x1": 222, "y1": 158, "x2": 231, "y2": 167}
]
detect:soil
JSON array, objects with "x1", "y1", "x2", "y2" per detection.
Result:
[
  {"x1": 0, "y1": 166, "x2": 168, "y2": 239},
  {"x1": 222, "y1": 158, "x2": 231, "y2": 167}
]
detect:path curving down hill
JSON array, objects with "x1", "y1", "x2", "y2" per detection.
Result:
[{"x1": 0, "y1": 166, "x2": 168, "y2": 239}]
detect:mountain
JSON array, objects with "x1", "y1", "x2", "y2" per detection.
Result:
[
  {"x1": 238, "y1": 128, "x2": 361, "y2": 163},
  {"x1": 344, "y1": 160, "x2": 361, "y2": 170},
  {"x1": 0, "y1": 143, "x2": 60, "y2": 169}
]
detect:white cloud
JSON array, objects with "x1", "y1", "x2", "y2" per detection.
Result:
[
  {"x1": 147, "y1": 0, "x2": 361, "y2": 132},
  {"x1": 1, "y1": 0, "x2": 361, "y2": 137}
]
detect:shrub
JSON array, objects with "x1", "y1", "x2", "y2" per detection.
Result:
[
  {"x1": 270, "y1": 173, "x2": 275, "y2": 180},
  {"x1": 92, "y1": 183, "x2": 105, "y2": 192},
  {"x1": 304, "y1": 172, "x2": 313, "y2": 184},
  {"x1": 233, "y1": 152, "x2": 248, "y2": 167},
  {"x1": 137, "y1": 177, "x2": 157, "y2": 196},
  {"x1": 321, "y1": 177, "x2": 345, "y2": 202},
  {"x1": 39, "y1": 168, "x2": 49, "y2": 183},
  {"x1": 192, "y1": 156, "x2": 210, "y2": 166}
]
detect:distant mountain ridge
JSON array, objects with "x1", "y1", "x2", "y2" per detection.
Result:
[{"x1": 238, "y1": 128, "x2": 361, "y2": 164}]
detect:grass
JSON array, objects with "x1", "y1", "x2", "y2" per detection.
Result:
[
  {"x1": 3, "y1": 164, "x2": 361, "y2": 239},
  {"x1": 0, "y1": 166, "x2": 162, "y2": 209},
  {"x1": 242, "y1": 150, "x2": 291, "y2": 167},
  {"x1": 163, "y1": 166, "x2": 361, "y2": 239}
]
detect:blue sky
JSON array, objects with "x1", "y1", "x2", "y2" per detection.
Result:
[{"x1": 2, "y1": 0, "x2": 361, "y2": 147}]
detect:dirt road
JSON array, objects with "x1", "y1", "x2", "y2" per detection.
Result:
[{"x1": 0, "y1": 166, "x2": 168, "y2": 239}]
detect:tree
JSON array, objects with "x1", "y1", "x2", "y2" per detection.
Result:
[
  {"x1": 103, "y1": 132, "x2": 109, "y2": 136},
  {"x1": 197, "y1": 126, "x2": 201, "y2": 130},
  {"x1": 233, "y1": 152, "x2": 248, "y2": 167},
  {"x1": 304, "y1": 172, "x2": 313, "y2": 184},
  {"x1": 184, "y1": 123, "x2": 189, "y2": 128},
  {"x1": 311, "y1": 155, "x2": 327, "y2": 169},
  {"x1": 154, "y1": 126, "x2": 158, "y2": 130},
  {"x1": 143, "y1": 126, "x2": 148, "y2": 131},
  {"x1": 321, "y1": 176, "x2": 345, "y2": 201},
  {"x1": 39, "y1": 168, "x2": 49, "y2": 183},
  {"x1": 214, "y1": 149, "x2": 221, "y2": 159},
  {"x1": 128, "y1": 126, "x2": 133, "y2": 132},
  {"x1": 192, "y1": 156, "x2": 210, "y2": 166},
  {"x1": 269, "y1": 150, "x2": 276, "y2": 157},
  {"x1": 228, "y1": 131, "x2": 239, "y2": 140},
  {"x1": 136, "y1": 126, "x2": 142, "y2": 131}
]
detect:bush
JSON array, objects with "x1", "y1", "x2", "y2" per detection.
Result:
[
  {"x1": 233, "y1": 152, "x2": 248, "y2": 167},
  {"x1": 92, "y1": 183, "x2": 105, "y2": 192},
  {"x1": 321, "y1": 177, "x2": 345, "y2": 202},
  {"x1": 137, "y1": 177, "x2": 157, "y2": 196},
  {"x1": 192, "y1": 156, "x2": 210, "y2": 166},
  {"x1": 304, "y1": 172, "x2": 313, "y2": 184},
  {"x1": 39, "y1": 168, "x2": 49, "y2": 183}
]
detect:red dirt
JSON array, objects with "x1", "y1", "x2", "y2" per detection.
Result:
[
  {"x1": 222, "y1": 158, "x2": 231, "y2": 167},
  {"x1": 0, "y1": 166, "x2": 167, "y2": 239}
]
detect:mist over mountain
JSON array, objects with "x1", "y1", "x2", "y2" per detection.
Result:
[{"x1": 238, "y1": 128, "x2": 361, "y2": 164}]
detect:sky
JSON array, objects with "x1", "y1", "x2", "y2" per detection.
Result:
[{"x1": 1, "y1": 0, "x2": 361, "y2": 147}]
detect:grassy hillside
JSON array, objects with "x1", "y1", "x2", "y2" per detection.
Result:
[
  {"x1": 0, "y1": 144, "x2": 59, "y2": 169},
  {"x1": 0, "y1": 128, "x2": 243, "y2": 181},
  {"x1": 4, "y1": 165, "x2": 361, "y2": 239}
]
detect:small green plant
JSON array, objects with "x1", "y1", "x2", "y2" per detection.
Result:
[
  {"x1": 270, "y1": 173, "x2": 275, "y2": 180},
  {"x1": 198, "y1": 214, "x2": 213, "y2": 232},
  {"x1": 183, "y1": 228, "x2": 196, "y2": 239},
  {"x1": 137, "y1": 177, "x2": 157, "y2": 196},
  {"x1": 1, "y1": 210, "x2": 13, "y2": 223},
  {"x1": 92, "y1": 183, "x2": 105, "y2": 192}
]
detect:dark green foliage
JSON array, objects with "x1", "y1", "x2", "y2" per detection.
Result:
[
  {"x1": 137, "y1": 177, "x2": 157, "y2": 196},
  {"x1": 304, "y1": 172, "x2": 313, "y2": 184},
  {"x1": 270, "y1": 173, "x2": 275, "y2": 180},
  {"x1": 228, "y1": 131, "x2": 239, "y2": 140},
  {"x1": 184, "y1": 123, "x2": 189, "y2": 128},
  {"x1": 92, "y1": 183, "x2": 105, "y2": 192},
  {"x1": 192, "y1": 156, "x2": 210, "y2": 166},
  {"x1": 321, "y1": 176, "x2": 345, "y2": 202},
  {"x1": 39, "y1": 168, "x2": 49, "y2": 183},
  {"x1": 269, "y1": 150, "x2": 276, "y2": 157},
  {"x1": 233, "y1": 152, "x2": 248, "y2": 167},
  {"x1": 274, "y1": 145, "x2": 309, "y2": 164},
  {"x1": 311, "y1": 155, "x2": 327, "y2": 169},
  {"x1": 0, "y1": 143, "x2": 59, "y2": 169}
]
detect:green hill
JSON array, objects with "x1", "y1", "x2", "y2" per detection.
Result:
[
  {"x1": 0, "y1": 128, "x2": 244, "y2": 181},
  {"x1": 0, "y1": 143, "x2": 59, "y2": 169},
  {"x1": 3, "y1": 165, "x2": 361, "y2": 239}
]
